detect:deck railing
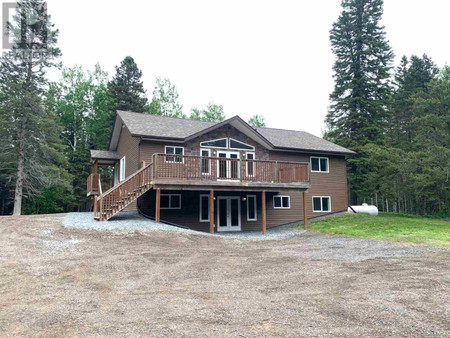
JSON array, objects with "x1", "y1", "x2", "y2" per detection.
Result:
[
  {"x1": 152, "y1": 153, "x2": 309, "y2": 184},
  {"x1": 86, "y1": 173, "x2": 100, "y2": 196}
]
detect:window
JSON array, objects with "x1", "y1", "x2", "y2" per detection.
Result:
[
  {"x1": 246, "y1": 152, "x2": 255, "y2": 177},
  {"x1": 273, "y1": 195, "x2": 290, "y2": 209},
  {"x1": 199, "y1": 194, "x2": 210, "y2": 222},
  {"x1": 312, "y1": 196, "x2": 331, "y2": 212},
  {"x1": 160, "y1": 194, "x2": 181, "y2": 209},
  {"x1": 247, "y1": 195, "x2": 257, "y2": 221},
  {"x1": 200, "y1": 138, "x2": 228, "y2": 149},
  {"x1": 119, "y1": 156, "x2": 126, "y2": 182},
  {"x1": 165, "y1": 146, "x2": 184, "y2": 163},
  {"x1": 229, "y1": 138, "x2": 255, "y2": 151},
  {"x1": 201, "y1": 149, "x2": 211, "y2": 175},
  {"x1": 311, "y1": 157, "x2": 329, "y2": 172}
]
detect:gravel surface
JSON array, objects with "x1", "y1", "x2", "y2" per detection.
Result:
[
  {"x1": 1, "y1": 213, "x2": 450, "y2": 337},
  {"x1": 63, "y1": 211, "x2": 305, "y2": 240}
]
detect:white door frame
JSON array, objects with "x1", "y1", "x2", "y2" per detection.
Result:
[
  {"x1": 217, "y1": 196, "x2": 241, "y2": 232},
  {"x1": 217, "y1": 151, "x2": 240, "y2": 180}
]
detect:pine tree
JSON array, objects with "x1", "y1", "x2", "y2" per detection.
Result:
[
  {"x1": 325, "y1": 0, "x2": 394, "y2": 204},
  {"x1": 0, "y1": 0, "x2": 65, "y2": 215},
  {"x1": 108, "y1": 56, "x2": 148, "y2": 113}
]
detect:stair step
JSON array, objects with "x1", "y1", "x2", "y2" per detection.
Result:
[{"x1": 97, "y1": 183, "x2": 153, "y2": 221}]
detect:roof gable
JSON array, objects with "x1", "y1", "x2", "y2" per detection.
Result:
[
  {"x1": 184, "y1": 116, "x2": 273, "y2": 149},
  {"x1": 108, "y1": 110, "x2": 355, "y2": 155}
]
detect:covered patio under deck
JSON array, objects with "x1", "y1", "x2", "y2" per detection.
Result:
[{"x1": 139, "y1": 185, "x2": 310, "y2": 234}]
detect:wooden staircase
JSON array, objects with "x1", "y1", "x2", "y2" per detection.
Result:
[{"x1": 93, "y1": 162, "x2": 153, "y2": 221}]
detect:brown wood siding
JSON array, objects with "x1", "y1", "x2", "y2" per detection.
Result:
[
  {"x1": 116, "y1": 126, "x2": 140, "y2": 211},
  {"x1": 127, "y1": 130, "x2": 348, "y2": 226},
  {"x1": 269, "y1": 152, "x2": 348, "y2": 219},
  {"x1": 139, "y1": 140, "x2": 182, "y2": 164}
]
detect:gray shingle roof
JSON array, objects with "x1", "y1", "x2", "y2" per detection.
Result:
[
  {"x1": 90, "y1": 150, "x2": 120, "y2": 160},
  {"x1": 116, "y1": 111, "x2": 354, "y2": 155},
  {"x1": 118, "y1": 111, "x2": 215, "y2": 139},
  {"x1": 256, "y1": 127, "x2": 355, "y2": 154}
]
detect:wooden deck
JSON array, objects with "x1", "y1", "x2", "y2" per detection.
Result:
[
  {"x1": 87, "y1": 153, "x2": 311, "y2": 221},
  {"x1": 151, "y1": 153, "x2": 310, "y2": 190}
]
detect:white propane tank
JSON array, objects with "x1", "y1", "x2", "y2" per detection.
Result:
[{"x1": 348, "y1": 203, "x2": 378, "y2": 216}]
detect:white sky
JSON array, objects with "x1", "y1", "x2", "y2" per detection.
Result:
[{"x1": 35, "y1": 1, "x2": 450, "y2": 136}]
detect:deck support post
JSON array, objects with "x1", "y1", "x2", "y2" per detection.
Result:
[
  {"x1": 156, "y1": 188, "x2": 161, "y2": 223},
  {"x1": 262, "y1": 191, "x2": 266, "y2": 235},
  {"x1": 93, "y1": 196, "x2": 98, "y2": 218},
  {"x1": 303, "y1": 191, "x2": 308, "y2": 230},
  {"x1": 209, "y1": 190, "x2": 214, "y2": 234}
]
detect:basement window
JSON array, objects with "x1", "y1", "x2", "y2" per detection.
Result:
[
  {"x1": 160, "y1": 194, "x2": 181, "y2": 209},
  {"x1": 273, "y1": 195, "x2": 290, "y2": 209},
  {"x1": 312, "y1": 196, "x2": 331, "y2": 212},
  {"x1": 310, "y1": 157, "x2": 329, "y2": 172}
]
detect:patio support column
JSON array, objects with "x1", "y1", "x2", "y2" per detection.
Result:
[
  {"x1": 209, "y1": 190, "x2": 214, "y2": 234},
  {"x1": 155, "y1": 188, "x2": 161, "y2": 223},
  {"x1": 92, "y1": 160, "x2": 98, "y2": 175},
  {"x1": 262, "y1": 191, "x2": 266, "y2": 235},
  {"x1": 303, "y1": 191, "x2": 308, "y2": 230}
]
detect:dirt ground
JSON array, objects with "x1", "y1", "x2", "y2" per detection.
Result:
[{"x1": 1, "y1": 214, "x2": 450, "y2": 337}]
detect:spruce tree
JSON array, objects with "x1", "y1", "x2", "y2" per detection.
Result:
[
  {"x1": 326, "y1": 0, "x2": 394, "y2": 147},
  {"x1": 0, "y1": 0, "x2": 65, "y2": 215},
  {"x1": 108, "y1": 56, "x2": 148, "y2": 113},
  {"x1": 325, "y1": 0, "x2": 394, "y2": 204},
  {"x1": 390, "y1": 54, "x2": 438, "y2": 147}
]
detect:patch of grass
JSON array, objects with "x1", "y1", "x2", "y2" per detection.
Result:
[{"x1": 295, "y1": 212, "x2": 450, "y2": 247}]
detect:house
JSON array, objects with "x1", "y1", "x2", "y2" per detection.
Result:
[{"x1": 87, "y1": 111, "x2": 354, "y2": 233}]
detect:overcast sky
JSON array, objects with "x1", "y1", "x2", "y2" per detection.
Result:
[{"x1": 43, "y1": 0, "x2": 450, "y2": 136}]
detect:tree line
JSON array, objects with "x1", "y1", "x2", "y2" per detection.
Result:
[
  {"x1": 326, "y1": 0, "x2": 449, "y2": 216},
  {"x1": 0, "y1": 1, "x2": 266, "y2": 215},
  {"x1": 0, "y1": 0, "x2": 448, "y2": 217}
]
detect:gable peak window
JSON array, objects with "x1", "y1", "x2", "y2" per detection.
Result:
[
  {"x1": 200, "y1": 137, "x2": 255, "y2": 151},
  {"x1": 200, "y1": 138, "x2": 228, "y2": 149},
  {"x1": 229, "y1": 138, "x2": 255, "y2": 151},
  {"x1": 311, "y1": 157, "x2": 329, "y2": 172}
]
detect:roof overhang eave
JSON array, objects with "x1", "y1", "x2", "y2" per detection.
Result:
[{"x1": 272, "y1": 147, "x2": 355, "y2": 156}]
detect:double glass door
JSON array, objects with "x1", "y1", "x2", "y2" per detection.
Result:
[
  {"x1": 217, "y1": 196, "x2": 241, "y2": 231},
  {"x1": 217, "y1": 151, "x2": 240, "y2": 180}
]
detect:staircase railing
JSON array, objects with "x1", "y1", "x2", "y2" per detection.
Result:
[{"x1": 94, "y1": 162, "x2": 153, "y2": 220}]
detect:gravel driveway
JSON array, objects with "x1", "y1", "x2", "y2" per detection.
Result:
[{"x1": 1, "y1": 213, "x2": 449, "y2": 337}]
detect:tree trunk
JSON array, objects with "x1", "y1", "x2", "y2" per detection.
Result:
[
  {"x1": 0, "y1": 189, "x2": 4, "y2": 215},
  {"x1": 13, "y1": 135, "x2": 25, "y2": 215}
]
